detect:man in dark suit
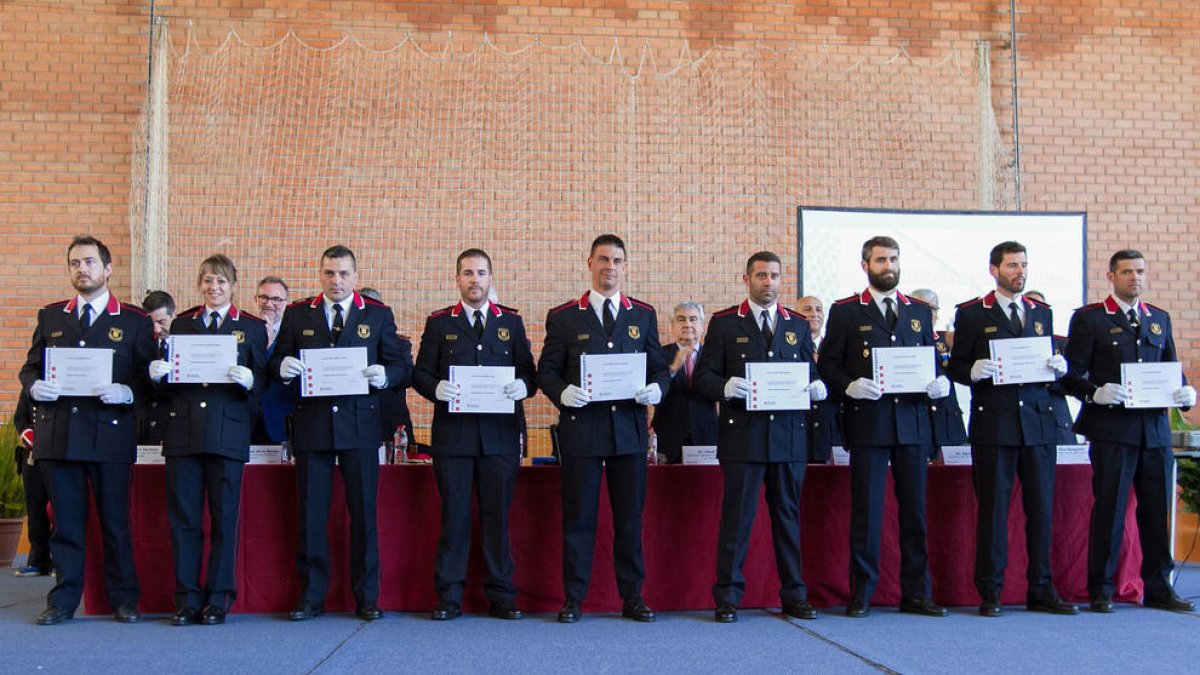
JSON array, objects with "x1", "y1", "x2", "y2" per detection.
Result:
[
  {"x1": 909, "y1": 289, "x2": 967, "y2": 460},
  {"x1": 252, "y1": 276, "x2": 296, "y2": 444},
  {"x1": 946, "y1": 240, "x2": 1078, "y2": 617},
  {"x1": 694, "y1": 251, "x2": 827, "y2": 623},
  {"x1": 1025, "y1": 291, "x2": 1079, "y2": 445},
  {"x1": 137, "y1": 290, "x2": 175, "y2": 445},
  {"x1": 270, "y1": 245, "x2": 412, "y2": 622},
  {"x1": 650, "y1": 301, "x2": 717, "y2": 464},
  {"x1": 147, "y1": 254, "x2": 268, "y2": 625},
  {"x1": 413, "y1": 249, "x2": 537, "y2": 621},
  {"x1": 1062, "y1": 249, "x2": 1196, "y2": 613},
  {"x1": 20, "y1": 235, "x2": 156, "y2": 625},
  {"x1": 537, "y1": 233, "x2": 669, "y2": 624},
  {"x1": 798, "y1": 295, "x2": 842, "y2": 463},
  {"x1": 818, "y1": 236, "x2": 950, "y2": 619}
]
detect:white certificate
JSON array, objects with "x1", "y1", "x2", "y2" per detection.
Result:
[
  {"x1": 989, "y1": 336, "x2": 1055, "y2": 385},
  {"x1": 581, "y1": 352, "x2": 646, "y2": 402},
  {"x1": 1121, "y1": 361, "x2": 1183, "y2": 409},
  {"x1": 872, "y1": 346, "x2": 935, "y2": 394},
  {"x1": 166, "y1": 334, "x2": 238, "y2": 384},
  {"x1": 449, "y1": 365, "x2": 515, "y2": 414},
  {"x1": 745, "y1": 362, "x2": 810, "y2": 411},
  {"x1": 300, "y1": 347, "x2": 369, "y2": 397},
  {"x1": 44, "y1": 347, "x2": 113, "y2": 396}
]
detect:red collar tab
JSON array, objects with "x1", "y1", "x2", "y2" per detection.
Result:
[{"x1": 1104, "y1": 295, "x2": 1150, "y2": 317}]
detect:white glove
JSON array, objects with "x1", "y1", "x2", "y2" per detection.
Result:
[
  {"x1": 149, "y1": 360, "x2": 170, "y2": 383},
  {"x1": 846, "y1": 377, "x2": 882, "y2": 401},
  {"x1": 503, "y1": 380, "x2": 528, "y2": 401},
  {"x1": 970, "y1": 359, "x2": 998, "y2": 382},
  {"x1": 926, "y1": 375, "x2": 951, "y2": 400},
  {"x1": 634, "y1": 383, "x2": 662, "y2": 406},
  {"x1": 29, "y1": 379, "x2": 60, "y2": 402},
  {"x1": 560, "y1": 384, "x2": 591, "y2": 408},
  {"x1": 1093, "y1": 382, "x2": 1127, "y2": 406},
  {"x1": 807, "y1": 380, "x2": 828, "y2": 402},
  {"x1": 1173, "y1": 385, "x2": 1196, "y2": 407},
  {"x1": 435, "y1": 380, "x2": 461, "y2": 402},
  {"x1": 280, "y1": 356, "x2": 305, "y2": 381},
  {"x1": 363, "y1": 364, "x2": 387, "y2": 389},
  {"x1": 95, "y1": 383, "x2": 133, "y2": 405},
  {"x1": 228, "y1": 365, "x2": 254, "y2": 390},
  {"x1": 724, "y1": 377, "x2": 751, "y2": 400},
  {"x1": 1046, "y1": 354, "x2": 1068, "y2": 377}
]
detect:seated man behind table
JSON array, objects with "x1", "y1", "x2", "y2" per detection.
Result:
[
  {"x1": 1024, "y1": 290, "x2": 1078, "y2": 445},
  {"x1": 137, "y1": 290, "x2": 175, "y2": 444},
  {"x1": 251, "y1": 276, "x2": 296, "y2": 444},
  {"x1": 650, "y1": 301, "x2": 718, "y2": 464},
  {"x1": 797, "y1": 295, "x2": 842, "y2": 464},
  {"x1": 360, "y1": 287, "x2": 418, "y2": 460},
  {"x1": 907, "y1": 288, "x2": 967, "y2": 461}
]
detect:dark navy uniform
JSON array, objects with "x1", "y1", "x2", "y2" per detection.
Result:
[
  {"x1": 1048, "y1": 336, "x2": 1078, "y2": 444},
  {"x1": 161, "y1": 304, "x2": 268, "y2": 613},
  {"x1": 946, "y1": 290, "x2": 1063, "y2": 603},
  {"x1": 269, "y1": 291, "x2": 412, "y2": 611},
  {"x1": 537, "y1": 291, "x2": 669, "y2": 603},
  {"x1": 818, "y1": 289, "x2": 936, "y2": 606},
  {"x1": 1063, "y1": 295, "x2": 1183, "y2": 602},
  {"x1": 806, "y1": 397, "x2": 843, "y2": 464},
  {"x1": 136, "y1": 338, "x2": 172, "y2": 444},
  {"x1": 19, "y1": 293, "x2": 156, "y2": 615},
  {"x1": 650, "y1": 343, "x2": 718, "y2": 464},
  {"x1": 413, "y1": 300, "x2": 537, "y2": 608},
  {"x1": 693, "y1": 300, "x2": 815, "y2": 608},
  {"x1": 929, "y1": 332, "x2": 968, "y2": 459},
  {"x1": 14, "y1": 390, "x2": 52, "y2": 574}
]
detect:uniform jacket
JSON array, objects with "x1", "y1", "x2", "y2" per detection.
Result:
[
  {"x1": 650, "y1": 343, "x2": 719, "y2": 464},
  {"x1": 1048, "y1": 335, "x2": 1078, "y2": 444},
  {"x1": 930, "y1": 332, "x2": 968, "y2": 447}
]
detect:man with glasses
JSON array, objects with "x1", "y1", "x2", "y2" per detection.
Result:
[{"x1": 253, "y1": 276, "x2": 294, "y2": 444}]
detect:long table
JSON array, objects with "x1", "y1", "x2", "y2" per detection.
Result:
[{"x1": 84, "y1": 464, "x2": 1140, "y2": 614}]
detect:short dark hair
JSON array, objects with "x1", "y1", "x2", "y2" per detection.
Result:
[
  {"x1": 198, "y1": 253, "x2": 238, "y2": 285},
  {"x1": 861, "y1": 236, "x2": 899, "y2": 262},
  {"x1": 142, "y1": 290, "x2": 175, "y2": 315},
  {"x1": 989, "y1": 241, "x2": 1026, "y2": 267},
  {"x1": 321, "y1": 245, "x2": 356, "y2": 269},
  {"x1": 257, "y1": 275, "x2": 289, "y2": 293},
  {"x1": 358, "y1": 287, "x2": 383, "y2": 303},
  {"x1": 590, "y1": 234, "x2": 626, "y2": 257},
  {"x1": 456, "y1": 248, "x2": 493, "y2": 274},
  {"x1": 745, "y1": 250, "x2": 781, "y2": 274},
  {"x1": 1109, "y1": 248, "x2": 1144, "y2": 272},
  {"x1": 68, "y1": 235, "x2": 111, "y2": 266}
]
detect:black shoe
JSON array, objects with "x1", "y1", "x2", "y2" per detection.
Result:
[
  {"x1": 171, "y1": 607, "x2": 200, "y2": 626},
  {"x1": 430, "y1": 600, "x2": 462, "y2": 621},
  {"x1": 783, "y1": 601, "x2": 818, "y2": 620},
  {"x1": 114, "y1": 604, "x2": 141, "y2": 624},
  {"x1": 35, "y1": 606, "x2": 73, "y2": 626},
  {"x1": 979, "y1": 596, "x2": 1002, "y2": 617},
  {"x1": 899, "y1": 597, "x2": 948, "y2": 617},
  {"x1": 714, "y1": 603, "x2": 737, "y2": 623},
  {"x1": 356, "y1": 603, "x2": 383, "y2": 621},
  {"x1": 288, "y1": 602, "x2": 324, "y2": 621},
  {"x1": 845, "y1": 600, "x2": 869, "y2": 618},
  {"x1": 621, "y1": 596, "x2": 656, "y2": 622},
  {"x1": 1090, "y1": 595, "x2": 1114, "y2": 614},
  {"x1": 557, "y1": 599, "x2": 581, "y2": 624},
  {"x1": 1144, "y1": 594, "x2": 1195, "y2": 613},
  {"x1": 1027, "y1": 595, "x2": 1079, "y2": 615},
  {"x1": 488, "y1": 600, "x2": 523, "y2": 620},
  {"x1": 200, "y1": 605, "x2": 226, "y2": 625}
]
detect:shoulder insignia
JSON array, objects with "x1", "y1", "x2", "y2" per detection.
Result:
[
  {"x1": 1077, "y1": 302, "x2": 1104, "y2": 312},
  {"x1": 907, "y1": 296, "x2": 930, "y2": 307},
  {"x1": 1146, "y1": 303, "x2": 1168, "y2": 317},
  {"x1": 361, "y1": 296, "x2": 387, "y2": 308},
  {"x1": 429, "y1": 306, "x2": 454, "y2": 318},
  {"x1": 43, "y1": 299, "x2": 70, "y2": 309},
  {"x1": 956, "y1": 297, "x2": 984, "y2": 309},
  {"x1": 548, "y1": 300, "x2": 577, "y2": 314},
  {"x1": 833, "y1": 295, "x2": 859, "y2": 306},
  {"x1": 239, "y1": 310, "x2": 264, "y2": 323},
  {"x1": 496, "y1": 303, "x2": 520, "y2": 314},
  {"x1": 712, "y1": 306, "x2": 740, "y2": 318},
  {"x1": 289, "y1": 297, "x2": 316, "y2": 309},
  {"x1": 120, "y1": 303, "x2": 149, "y2": 316},
  {"x1": 627, "y1": 297, "x2": 655, "y2": 311},
  {"x1": 1026, "y1": 295, "x2": 1050, "y2": 308},
  {"x1": 178, "y1": 305, "x2": 204, "y2": 318}
]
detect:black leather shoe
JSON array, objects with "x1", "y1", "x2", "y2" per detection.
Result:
[
  {"x1": 35, "y1": 606, "x2": 73, "y2": 626},
  {"x1": 1144, "y1": 594, "x2": 1195, "y2": 613},
  {"x1": 1027, "y1": 595, "x2": 1079, "y2": 615},
  {"x1": 979, "y1": 595, "x2": 1002, "y2": 617},
  {"x1": 621, "y1": 596, "x2": 656, "y2": 622},
  {"x1": 430, "y1": 600, "x2": 462, "y2": 621},
  {"x1": 200, "y1": 605, "x2": 226, "y2": 625},
  {"x1": 899, "y1": 597, "x2": 948, "y2": 617},
  {"x1": 488, "y1": 600, "x2": 523, "y2": 620},
  {"x1": 557, "y1": 599, "x2": 581, "y2": 624},
  {"x1": 1090, "y1": 595, "x2": 1114, "y2": 613},
  {"x1": 845, "y1": 601, "x2": 869, "y2": 618},
  {"x1": 714, "y1": 603, "x2": 737, "y2": 623},
  {"x1": 288, "y1": 602, "x2": 324, "y2": 621},
  {"x1": 356, "y1": 603, "x2": 383, "y2": 621},
  {"x1": 114, "y1": 604, "x2": 141, "y2": 624},
  {"x1": 172, "y1": 607, "x2": 200, "y2": 626},
  {"x1": 783, "y1": 601, "x2": 818, "y2": 620}
]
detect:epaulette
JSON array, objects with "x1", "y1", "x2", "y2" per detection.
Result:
[
  {"x1": 289, "y1": 297, "x2": 315, "y2": 309},
  {"x1": 627, "y1": 296, "x2": 654, "y2": 311},
  {"x1": 1076, "y1": 302, "x2": 1104, "y2": 312},
  {"x1": 780, "y1": 305, "x2": 800, "y2": 317},
  {"x1": 428, "y1": 306, "x2": 454, "y2": 318},
  {"x1": 1026, "y1": 295, "x2": 1050, "y2": 308},
  {"x1": 956, "y1": 297, "x2": 984, "y2": 309},
  {"x1": 177, "y1": 305, "x2": 204, "y2": 318},
  {"x1": 496, "y1": 303, "x2": 520, "y2": 314},
  {"x1": 907, "y1": 296, "x2": 930, "y2": 307},
  {"x1": 239, "y1": 310, "x2": 265, "y2": 322},
  {"x1": 548, "y1": 300, "x2": 577, "y2": 314},
  {"x1": 362, "y1": 296, "x2": 387, "y2": 308},
  {"x1": 833, "y1": 295, "x2": 860, "y2": 306},
  {"x1": 44, "y1": 300, "x2": 70, "y2": 309},
  {"x1": 120, "y1": 303, "x2": 149, "y2": 316},
  {"x1": 1146, "y1": 303, "x2": 1168, "y2": 316},
  {"x1": 712, "y1": 306, "x2": 740, "y2": 318}
]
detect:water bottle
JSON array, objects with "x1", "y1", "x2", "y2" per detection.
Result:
[
  {"x1": 395, "y1": 425, "x2": 409, "y2": 464},
  {"x1": 518, "y1": 431, "x2": 527, "y2": 466},
  {"x1": 647, "y1": 429, "x2": 659, "y2": 465}
]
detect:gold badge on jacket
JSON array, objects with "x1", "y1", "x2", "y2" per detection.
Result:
[
  {"x1": 910, "y1": 319, "x2": 921, "y2": 333},
  {"x1": 446, "y1": 333, "x2": 458, "y2": 341},
  {"x1": 785, "y1": 331, "x2": 797, "y2": 345},
  {"x1": 303, "y1": 329, "x2": 316, "y2": 337},
  {"x1": 232, "y1": 330, "x2": 245, "y2": 344},
  {"x1": 1033, "y1": 321, "x2": 1044, "y2": 336},
  {"x1": 1150, "y1": 323, "x2": 1162, "y2": 335},
  {"x1": 628, "y1": 325, "x2": 640, "y2": 339},
  {"x1": 936, "y1": 341, "x2": 948, "y2": 353},
  {"x1": 862, "y1": 348, "x2": 870, "y2": 358},
  {"x1": 50, "y1": 330, "x2": 63, "y2": 338},
  {"x1": 357, "y1": 324, "x2": 370, "y2": 339},
  {"x1": 984, "y1": 326, "x2": 998, "y2": 334},
  {"x1": 497, "y1": 327, "x2": 511, "y2": 341},
  {"x1": 108, "y1": 327, "x2": 123, "y2": 342}
]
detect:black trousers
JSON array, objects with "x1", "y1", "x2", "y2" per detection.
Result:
[
  {"x1": 848, "y1": 445, "x2": 931, "y2": 603},
  {"x1": 560, "y1": 453, "x2": 646, "y2": 602},
  {"x1": 166, "y1": 454, "x2": 244, "y2": 611},
  {"x1": 971, "y1": 444, "x2": 1057, "y2": 599},
  {"x1": 713, "y1": 460, "x2": 807, "y2": 607},
  {"x1": 22, "y1": 459, "x2": 53, "y2": 572},
  {"x1": 295, "y1": 448, "x2": 380, "y2": 608},
  {"x1": 432, "y1": 453, "x2": 519, "y2": 605},
  {"x1": 1087, "y1": 441, "x2": 1175, "y2": 600},
  {"x1": 40, "y1": 460, "x2": 139, "y2": 612}
]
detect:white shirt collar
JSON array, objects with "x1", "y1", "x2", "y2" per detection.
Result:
[
  {"x1": 746, "y1": 299, "x2": 777, "y2": 328},
  {"x1": 464, "y1": 300, "x2": 491, "y2": 326},
  {"x1": 1112, "y1": 296, "x2": 1139, "y2": 316},
  {"x1": 994, "y1": 289, "x2": 1024, "y2": 318},
  {"x1": 76, "y1": 291, "x2": 109, "y2": 320},
  {"x1": 203, "y1": 303, "x2": 231, "y2": 324},
  {"x1": 589, "y1": 289, "x2": 620, "y2": 323},
  {"x1": 323, "y1": 295, "x2": 353, "y2": 329},
  {"x1": 867, "y1": 287, "x2": 898, "y2": 317}
]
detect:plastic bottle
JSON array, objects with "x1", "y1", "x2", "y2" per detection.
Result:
[
  {"x1": 647, "y1": 429, "x2": 659, "y2": 465},
  {"x1": 395, "y1": 425, "x2": 409, "y2": 465}
]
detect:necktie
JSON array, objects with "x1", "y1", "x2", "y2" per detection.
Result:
[
  {"x1": 332, "y1": 303, "x2": 344, "y2": 340},
  {"x1": 883, "y1": 298, "x2": 897, "y2": 331},
  {"x1": 1127, "y1": 308, "x2": 1140, "y2": 331},
  {"x1": 80, "y1": 303, "x2": 93, "y2": 330},
  {"x1": 684, "y1": 349, "x2": 696, "y2": 383},
  {"x1": 473, "y1": 309, "x2": 485, "y2": 339},
  {"x1": 209, "y1": 311, "x2": 221, "y2": 332},
  {"x1": 603, "y1": 298, "x2": 615, "y2": 336},
  {"x1": 760, "y1": 309, "x2": 774, "y2": 344},
  {"x1": 1009, "y1": 301, "x2": 1022, "y2": 333}
]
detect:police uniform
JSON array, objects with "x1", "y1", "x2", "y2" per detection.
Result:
[
  {"x1": 413, "y1": 300, "x2": 537, "y2": 609},
  {"x1": 693, "y1": 300, "x2": 815, "y2": 609},
  {"x1": 929, "y1": 332, "x2": 968, "y2": 459},
  {"x1": 269, "y1": 291, "x2": 412, "y2": 612},
  {"x1": 161, "y1": 304, "x2": 268, "y2": 614},
  {"x1": 14, "y1": 389, "x2": 52, "y2": 575},
  {"x1": 136, "y1": 338, "x2": 172, "y2": 444},
  {"x1": 536, "y1": 291, "x2": 669, "y2": 604},
  {"x1": 19, "y1": 293, "x2": 156, "y2": 616},
  {"x1": 946, "y1": 290, "x2": 1063, "y2": 604},
  {"x1": 650, "y1": 343, "x2": 718, "y2": 464},
  {"x1": 1063, "y1": 295, "x2": 1183, "y2": 603},
  {"x1": 1048, "y1": 336, "x2": 1078, "y2": 444}
]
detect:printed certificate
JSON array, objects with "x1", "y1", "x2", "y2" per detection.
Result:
[
  {"x1": 449, "y1": 365, "x2": 516, "y2": 414},
  {"x1": 166, "y1": 334, "x2": 238, "y2": 384},
  {"x1": 989, "y1": 336, "x2": 1055, "y2": 385},
  {"x1": 872, "y1": 346, "x2": 935, "y2": 394},
  {"x1": 300, "y1": 347, "x2": 369, "y2": 397},
  {"x1": 581, "y1": 352, "x2": 646, "y2": 402},
  {"x1": 45, "y1": 347, "x2": 113, "y2": 396},
  {"x1": 746, "y1": 362, "x2": 810, "y2": 411}
]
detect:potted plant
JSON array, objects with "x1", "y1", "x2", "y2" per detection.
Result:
[
  {"x1": 0, "y1": 423, "x2": 27, "y2": 567},
  {"x1": 1170, "y1": 409, "x2": 1200, "y2": 562}
]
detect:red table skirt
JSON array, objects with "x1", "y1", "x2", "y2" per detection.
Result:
[{"x1": 85, "y1": 463, "x2": 1140, "y2": 614}]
